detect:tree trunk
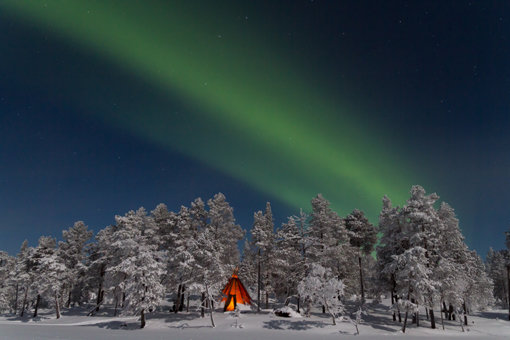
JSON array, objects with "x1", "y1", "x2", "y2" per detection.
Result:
[
  {"x1": 55, "y1": 293, "x2": 61, "y2": 319},
  {"x1": 95, "y1": 284, "x2": 103, "y2": 312},
  {"x1": 324, "y1": 301, "x2": 335, "y2": 325},
  {"x1": 449, "y1": 304, "x2": 455, "y2": 320},
  {"x1": 458, "y1": 310, "x2": 465, "y2": 332},
  {"x1": 507, "y1": 265, "x2": 510, "y2": 321},
  {"x1": 284, "y1": 295, "x2": 290, "y2": 306},
  {"x1": 440, "y1": 299, "x2": 445, "y2": 330},
  {"x1": 174, "y1": 284, "x2": 182, "y2": 313},
  {"x1": 402, "y1": 286, "x2": 410, "y2": 332},
  {"x1": 13, "y1": 283, "x2": 19, "y2": 315},
  {"x1": 187, "y1": 292, "x2": 190, "y2": 312},
  {"x1": 358, "y1": 255, "x2": 365, "y2": 304},
  {"x1": 430, "y1": 308, "x2": 436, "y2": 329},
  {"x1": 33, "y1": 294, "x2": 40, "y2": 318},
  {"x1": 180, "y1": 285, "x2": 185, "y2": 312},
  {"x1": 140, "y1": 308, "x2": 146, "y2": 328},
  {"x1": 257, "y1": 249, "x2": 261, "y2": 312},
  {"x1": 297, "y1": 294, "x2": 300, "y2": 313},
  {"x1": 201, "y1": 292, "x2": 205, "y2": 318},
  {"x1": 402, "y1": 309, "x2": 409, "y2": 333},
  {"x1": 463, "y1": 301, "x2": 468, "y2": 326},
  {"x1": 209, "y1": 301, "x2": 215, "y2": 328},
  {"x1": 391, "y1": 291, "x2": 396, "y2": 321},
  {"x1": 503, "y1": 278, "x2": 509, "y2": 309},
  {"x1": 392, "y1": 277, "x2": 401, "y2": 322},
  {"x1": 95, "y1": 264, "x2": 105, "y2": 313},
  {"x1": 415, "y1": 306, "x2": 419, "y2": 327},
  {"x1": 20, "y1": 287, "x2": 28, "y2": 317},
  {"x1": 425, "y1": 307, "x2": 429, "y2": 320},
  {"x1": 322, "y1": 305, "x2": 325, "y2": 314},
  {"x1": 205, "y1": 284, "x2": 215, "y2": 328},
  {"x1": 265, "y1": 290, "x2": 269, "y2": 309},
  {"x1": 114, "y1": 294, "x2": 119, "y2": 317},
  {"x1": 66, "y1": 288, "x2": 72, "y2": 309},
  {"x1": 411, "y1": 299, "x2": 416, "y2": 324}
]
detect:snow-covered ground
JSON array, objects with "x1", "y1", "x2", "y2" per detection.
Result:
[{"x1": 1, "y1": 300, "x2": 509, "y2": 339}]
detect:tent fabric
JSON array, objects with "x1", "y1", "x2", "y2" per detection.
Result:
[{"x1": 221, "y1": 269, "x2": 252, "y2": 311}]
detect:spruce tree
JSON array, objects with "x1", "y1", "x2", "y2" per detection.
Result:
[
  {"x1": 344, "y1": 209, "x2": 377, "y2": 303},
  {"x1": 58, "y1": 221, "x2": 93, "y2": 307}
]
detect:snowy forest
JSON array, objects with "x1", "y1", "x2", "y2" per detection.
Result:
[{"x1": 0, "y1": 185, "x2": 506, "y2": 333}]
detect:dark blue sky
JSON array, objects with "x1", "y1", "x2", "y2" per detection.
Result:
[{"x1": 1, "y1": 0, "x2": 509, "y2": 256}]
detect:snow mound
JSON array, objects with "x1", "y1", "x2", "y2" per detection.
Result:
[{"x1": 274, "y1": 306, "x2": 302, "y2": 318}]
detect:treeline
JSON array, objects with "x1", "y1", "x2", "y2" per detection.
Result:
[
  {"x1": 0, "y1": 186, "x2": 496, "y2": 331},
  {"x1": 485, "y1": 234, "x2": 510, "y2": 312}
]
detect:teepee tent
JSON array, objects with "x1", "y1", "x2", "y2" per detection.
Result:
[{"x1": 221, "y1": 268, "x2": 252, "y2": 311}]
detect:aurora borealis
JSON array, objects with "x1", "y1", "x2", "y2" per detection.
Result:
[{"x1": 1, "y1": 1, "x2": 510, "y2": 256}]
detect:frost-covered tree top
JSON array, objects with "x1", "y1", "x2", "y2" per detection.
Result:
[
  {"x1": 58, "y1": 221, "x2": 92, "y2": 270},
  {"x1": 377, "y1": 185, "x2": 494, "y2": 315},
  {"x1": 344, "y1": 209, "x2": 377, "y2": 255}
]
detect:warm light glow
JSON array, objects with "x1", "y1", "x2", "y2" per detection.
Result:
[{"x1": 221, "y1": 270, "x2": 251, "y2": 311}]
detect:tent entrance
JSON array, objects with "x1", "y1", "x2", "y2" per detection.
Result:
[{"x1": 225, "y1": 294, "x2": 237, "y2": 311}]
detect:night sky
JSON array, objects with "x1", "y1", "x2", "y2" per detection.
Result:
[{"x1": 1, "y1": 1, "x2": 509, "y2": 257}]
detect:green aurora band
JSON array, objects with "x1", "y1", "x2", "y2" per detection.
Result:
[{"x1": 2, "y1": 1, "x2": 422, "y2": 219}]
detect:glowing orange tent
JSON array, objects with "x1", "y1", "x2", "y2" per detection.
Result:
[{"x1": 221, "y1": 268, "x2": 252, "y2": 311}]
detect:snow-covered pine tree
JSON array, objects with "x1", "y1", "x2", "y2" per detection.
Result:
[
  {"x1": 105, "y1": 209, "x2": 149, "y2": 315},
  {"x1": 273, "y1": 216, "x2": 304, "y2": 304},
  {"x1": 388, "y1": 246, "x2": 434, "y2": 333},
  {"x1": 30, "y1": 236, "x2": 57, "y2": 317},
  {"x1": 361, "y1": 254, "x2": 379, "y2": 302},
  {"x1": 207, "y1": 193, "x2": 244, "y2": 272},
  {"x1": 30, "y1": 236, "x2": 67, "y2": 318},
  {"x1": 188, "y1": 225, "x2": 227, "y2": 327},
  {"x1": 250, "y1": 210, "x2": 265, "y2": 312},
  {"x1": 296, "y1": 209, "x2": 310, "y2": 311},
  {"x1": 459, "y1": 250, "x2": 493, "y2": 325},
  {"x1": 170, "y1": 205, "x2": 197, "y2": 313},
  {"x1": 85, "y1": 225, "x2": 114, "y2": 315},
  {"x1": 151, "y1": 203, "x2": 179, "y2": 307},
  {"x1": 435, "y1": 201, "x2": 493, "y2": 325},
  {"x1": 40, "y1": 248, "x2": 67, "y2": 319},
  {"x1": 308, "y1": 194, "x2": 341, "y2": 267},
  {"x1": 249, "y1": 203, "x2": 275, "y2": 310},
  {"x1": 12, "y1": 240, "x2": 35, "y2": 317},
  {"x1": 151, "y1": 203, "x2": 175, "y2": 252},
  {"x1": 119, "y1": 235, "x2": 166, "y2": 328},
  {"x1": 238, "y1": 238, "x2": 256, "y2": 291},
  {"x1": 309, "y1": 194, "x2": 355, "y2": 305},
  {"x1": 58, "y1": 221, "x2": 93, "y2": 307},
  {"x1": 433, "y1": 256, "x2": 462, "y2": 329},
  {"x1": 262, "y1": 202, "x2": 275, "y2": 308},
  {"x1": 400, "y1": 186, "x2": 441, "y2": 328},
  {"x1": 107, "y1": 207, "x2": 166, "y2": 328},
  {"x1": 378, "y1": 186, "x2": 442, "y2": 328},
  {"x1": 486, "y1": 247, "x2": 509, "y2": 307},
  {"x1": 434, "y1": 202, "x2": 471, "y2": 323},
  {"x1": 378, "y1": 186, "x2": 492, "y2": 330},
  {"x1": 0, "y1": 251, "x2": 15, "y2": 313},
  {"x1": 297, "y1": 263, "x2": 345, "y2": 325},
  {"x1": 506, "y1": 231, "x2": 510, "y2": 320},
  {"x1": 376, "y1": 195, "x2": 403, "y2": 322},
  {"x1": 344, "y1": 209, "x2": 377, "y2": 304},
  {"x1": 190, "y1": 197, "x2": 208, "y2": 234}
]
